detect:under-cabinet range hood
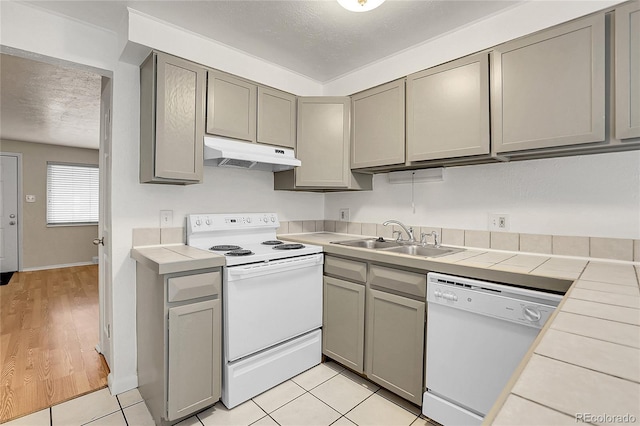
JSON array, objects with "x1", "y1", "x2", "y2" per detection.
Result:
[{"x1": 203, "y1": 136, "x2": 301, "y2": 172}]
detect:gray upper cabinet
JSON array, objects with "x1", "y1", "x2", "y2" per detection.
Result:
[
  {"x1": 140, "y1": 52, "x2": 205, "y2": 184},
  {"x1": 407, "y1": 53, "x2": 490, "y2": 162},
  {"x1": 351, "y1": 79, "x2": 406, "y2": 169},
  {"x1": 257, "y1": 86, "x2": 296, "y2": 149},
  {"x1": 296, "y1": 97, "x2": 351, "y2": 187},
  {"x1": 272, "y1": 96, "x2": 371, "y2": 191},
  {"x1": 616, "y1": 0, "x2": 640, "y2": 140},
  {"x1": 491, "y1": 14, "x2": 606, "y2": 153},
  {"x1": 206, "y1": 70, "x2": 257, "y2": 142}
]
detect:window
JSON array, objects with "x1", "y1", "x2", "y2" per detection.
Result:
[{"x1": 47, "y1": 163, "x2": 99, "y2": 225}]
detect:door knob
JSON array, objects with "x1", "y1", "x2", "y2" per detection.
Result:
[
  {"x1": 93, "y1": 237, "x2": 104, "y2": 246},
  {"x1": 9, "y1": 214, "x2": 15, "y2": 218},
  {"x1": 9, "y1": 221, "x2": 16, "y2": 225}
]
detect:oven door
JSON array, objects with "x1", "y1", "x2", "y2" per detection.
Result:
[{"x1": 224, "y1": 253, "x2": 323, "y2": 362}]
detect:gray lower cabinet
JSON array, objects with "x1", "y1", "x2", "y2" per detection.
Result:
[
  {"x1": 140, "y1": 52, "x2": 205, "y2": 184},
  {"x1": 491, "y1": 13, "x2": 606, "y2": 153},
  {"x1": 351, "y1": 79, "x2": 406, "y2": 169},
  {"x1": 136, "y1": 265, "x2": 222, "y2": 425},
  {"x1": 322, "y1": 276, "x2": 365, "y2": 373},
  {"x1": 206, "y1": 70, "x2": 257, "y2": 142},
  {"x1": 365, "y1": 266, "x2": 426, "y2": 406},
  {"x1": 257, "y1": 86, "x2": 297, "y2": 149},
  {"x1": 323, "y1": 256, "x2": 425, "y2": 405},
  {"x1": 616, "y1": 0, "x2": 640, "y2": 140},
  {"x1": 365, "y1": 289, "x2": 425, "y2": 405},
  {"x1": 407, "y1": 52, "x2": 490, "y2": 162}
]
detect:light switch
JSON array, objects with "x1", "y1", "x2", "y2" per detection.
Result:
[{"x1": 26, "y1": 195, "x2": 36, "y2": 203}]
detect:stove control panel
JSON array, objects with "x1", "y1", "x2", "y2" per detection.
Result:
[{"x1": 187, "y1": 213, "x2": 280, "y2": 233}]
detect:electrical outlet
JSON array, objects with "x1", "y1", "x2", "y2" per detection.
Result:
[
  {"x1": 339, "y1": 208, "x2": 350, "y2": 222},
  {"x1": 488, "y1": 214, "x2": 510, "y2": 231},
  {"x1": 26, "y1": 195, "x2": 36, "y2": 203},
  {"x1": 160, "y1": 210, "x2": 173, "y2": 228}
]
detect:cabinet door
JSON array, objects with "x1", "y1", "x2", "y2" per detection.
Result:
[
  {"x1": 257, "y1": 86, "x2": 296, "y2": 149},
  {"x1": 144, "y1": 53, "x2": 205, "y2": 183},
  {"x1": 206, "y1": 70, "x2": 257, "y2": 142},
  {"x1": 407, "y1": 53, "x2": 490, "y2": 161},
  {"x1": 616, "y1": 0, "x2": 640, "y2": 140},
  {"x1": 296, "y1": 97, "x2": 350, "y2": 187},
  {"x1": 168, "y1": 299, "x2": 221, "y2": 420},
  {"x1": 365, "y1": 288, "x2": 425, "y2": 405},
  {"x1": 323, "y1": 276, "x2": 365, "y2": 373},
  {"x1": 351, "y1": 79, "x2": 405, "y2": 168},
  {"x1": 492, "y1": 14, "x2": 605, "y2": 153}
]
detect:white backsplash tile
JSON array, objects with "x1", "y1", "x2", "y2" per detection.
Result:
[
  {"x1": 552, "y1": 235, "x2": 590, "y2": 257},
  {"x1": 520, "y1": 233, "x2": 552, "y2": 254},
  {"x1": 302, "y1": 221, "x2": 317, "y2": 233},
  {"x1": 288, "y1": 221, "x2": 303, "y2": 234},
  {"x1": 491, "y1": 232, "x2": 519, "y2": 251},
  {"x1": 441, "y1": 228, "x2": 464, "y2": 246},
  {"x1": 590, "y1": 237, "x2": 634, "y2": 261},
  {"x1": 464, "y1": 230, "x2": 490, "y2": 248},
  {"x1": 347, "y1": 222, "x2": 362, "y2": 235}
]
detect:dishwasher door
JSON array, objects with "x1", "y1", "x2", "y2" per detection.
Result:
[{"x1": 423, "y1": 272, "x2": 561, "y2": 425}]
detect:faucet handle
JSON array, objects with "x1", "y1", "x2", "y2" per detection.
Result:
[
  {"x1": 392, "y1": 230, "x2": 403, "y2": 242},
  {"x1": 430, "y1": 230, "x2": 440, "y2": 248},
  {"x1": 420, "y1": 232, "x2": 428, "y2": 246}
]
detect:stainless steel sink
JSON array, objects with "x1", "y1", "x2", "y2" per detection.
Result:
[
  {"x1": 332, "y1": 238, "x2": 402, "y2": 249},
  {"x1": 380, "y1": 245, "x2": 462, "y2": 258}
]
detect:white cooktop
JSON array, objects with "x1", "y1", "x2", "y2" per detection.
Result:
[{"x1": 186, "y1": 213, "x2": 322, "y2": 266}]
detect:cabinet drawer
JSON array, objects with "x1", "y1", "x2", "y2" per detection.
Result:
[
  {"x1": 369, "y1": 265, "x2": 426, "y2": 299},
  {"x1": 168, "y1": 271, "x2": 221, "y2": 302},
  {"x1": 324, "y1": 256, "x2": 367, "y2": 283}
]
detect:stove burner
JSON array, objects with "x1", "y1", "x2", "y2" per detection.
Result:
[
  {"x1": 210, "y1": 245, "x2": 242, "y2": 251},
  {"x1": 273, "y1": 243, "x2": 305, "y2": 250},
  {"x1": 225, "y1": 249, "x2": 254, "y2": 256},
  {"x1": 262, "y1": 240, "x2": 283, "y2": 245}
]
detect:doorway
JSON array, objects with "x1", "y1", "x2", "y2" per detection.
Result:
[
  {"x1": 0, "y1": 153, "x2": 20, "y2": 279},
  {"x1": 0, "y1": 48, "x2": 112, "y2": 422}
]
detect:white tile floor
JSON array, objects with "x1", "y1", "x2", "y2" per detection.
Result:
[{"x1": 5, "y1": 362, "x2": 435, "y2": 426}]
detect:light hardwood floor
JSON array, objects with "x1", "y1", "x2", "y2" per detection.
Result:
[{"x1": 0, "y1": 265, "x2": 109, "y2": 423}]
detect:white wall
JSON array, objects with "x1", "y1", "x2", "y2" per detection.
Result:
[
  {"x1": 124, "y1": 9, "x2": 324, "y2": 96},
  {"x1": 325, "y1": 151, "x2": 640, "y2": 239},
  {"x1": 322, "y1": 0, "x2": 638, "y2": 241}
]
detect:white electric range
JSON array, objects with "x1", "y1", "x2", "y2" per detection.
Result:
[{"x1": 186, "y1": 213, "x2": 323, "y2": 409}]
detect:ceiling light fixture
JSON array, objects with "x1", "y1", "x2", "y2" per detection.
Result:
[{"x1": 337, "y1": 0, "x2": 385, "y2": 12}]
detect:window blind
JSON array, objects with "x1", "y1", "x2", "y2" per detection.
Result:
[{"x1": 47, "y1": 163, "x2": 99, "y2": 225}]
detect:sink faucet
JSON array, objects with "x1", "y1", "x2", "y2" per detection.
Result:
[{"x1": 383, "y1": 220, "x2": 415, "y2": 243}]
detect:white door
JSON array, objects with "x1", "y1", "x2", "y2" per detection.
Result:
[
  {"x1": 0, "y1": 155, "x2": 19, "y2": 272},
  {"x1": 97, "y1": 76, "x2": 113, "y2": 366}
]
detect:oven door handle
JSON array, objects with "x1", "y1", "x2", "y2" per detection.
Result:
[{"x1": 226, "y1": 254, "x2": 323, "y2": 279}]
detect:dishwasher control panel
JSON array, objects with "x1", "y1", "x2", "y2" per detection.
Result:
[{"x1": 427, "y1": 272, "x2": 562, "y2": 329}]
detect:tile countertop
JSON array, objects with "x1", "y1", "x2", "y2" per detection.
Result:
[
  {"x1": 130, "y1": 244, "x2": 225, "y2": 275},
  {"x1": 280, "y1": 232, "x2": 640, "y2": 425}
]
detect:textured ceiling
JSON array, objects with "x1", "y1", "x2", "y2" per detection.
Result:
[
  {"x1": 4, "y1": 0, "x2": 520, "y2": 149},
  {"x1": 0, "y1": 54, "x2": 102, "y2": 149},
  {"x1": 23, "y1": 0, "x2": 520, "y2": 82}
]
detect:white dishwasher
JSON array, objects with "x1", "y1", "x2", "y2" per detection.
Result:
[{"x1": 423, "y1": 272, "x2": 562, "y2": 425}]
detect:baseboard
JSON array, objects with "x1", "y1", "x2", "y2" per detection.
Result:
[
  {"x1": 107, "y1": 372, "x2": 139, "y2": 395},
  {"x1": 22, "y1": 261, "x2": 95, "y2": 272}
]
